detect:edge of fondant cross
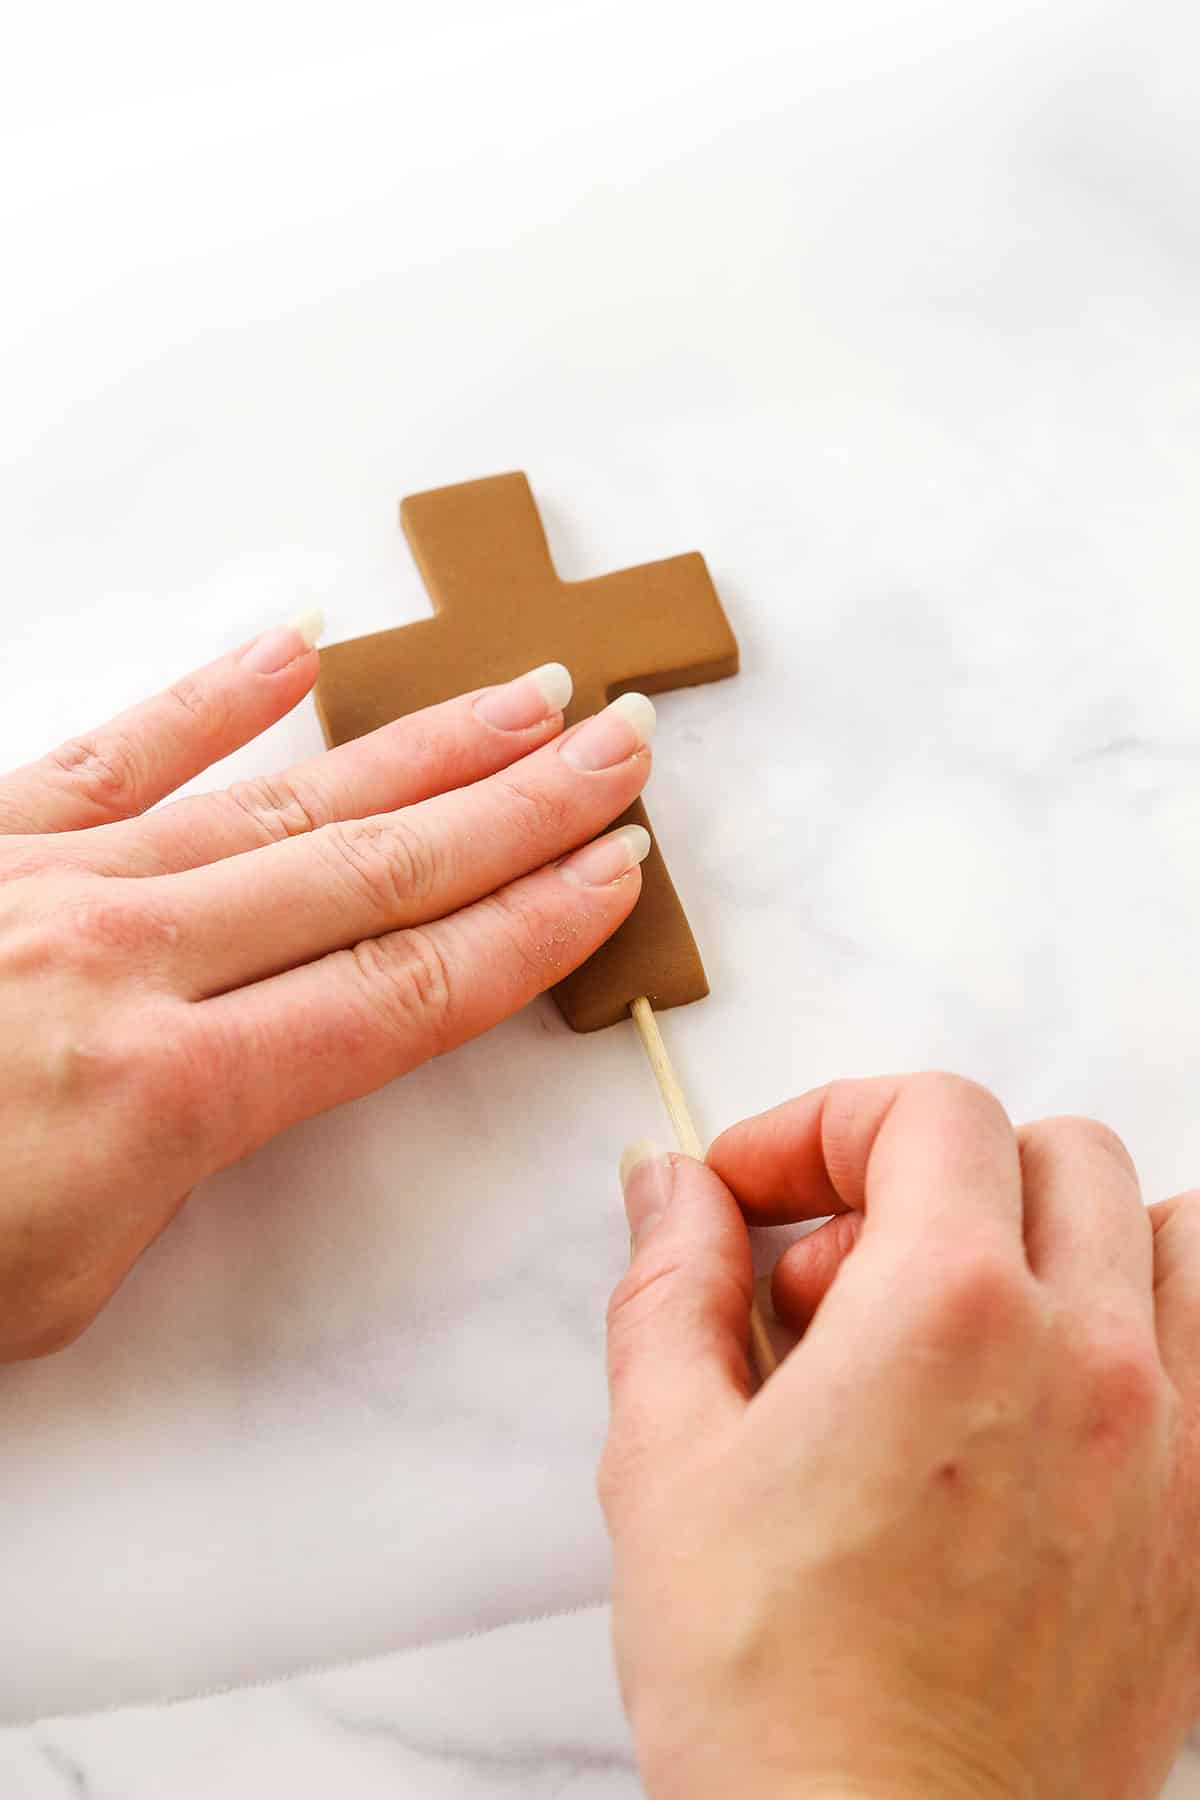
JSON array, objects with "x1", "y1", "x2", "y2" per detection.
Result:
[{"x1": 313, "y1": 471, "x2": 739, "y2": 1032}]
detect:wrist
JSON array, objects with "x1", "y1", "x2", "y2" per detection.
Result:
[
  {"x1": 638, "y1": 1741, "x2": 1026, "y2": 1800},
  {"x1": 646, "y1": 1779, "x2": 1017, "y2": 1800},
  {"x1": 628, "y1": 1672, "x2": 1029, "y2": 1800}
]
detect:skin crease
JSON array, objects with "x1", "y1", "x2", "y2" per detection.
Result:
[
  {"x1": 7, "y1": 632, "x2": 1200, "y2": 1796},
  {"x1": 0, "y1": 628, "x2": 652, "y2": 1360},
  {"x1": 600, "y1": 1079, "x2": 1200, "y2": 1799}
]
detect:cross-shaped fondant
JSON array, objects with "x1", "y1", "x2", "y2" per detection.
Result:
[{"x1": 314, "y1": 472, "x2": 738, "y2": 1031}]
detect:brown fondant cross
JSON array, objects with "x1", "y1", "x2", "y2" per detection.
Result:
[{"x1": 313, "y1": 472, "x2": 738, "y2": 1031}]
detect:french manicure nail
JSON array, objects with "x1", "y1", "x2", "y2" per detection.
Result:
[
  {"x1": 241, "y1": 608, "x2": 326, "y2": 674},
  {"x1": 620, "y1": 1140, "x2": 672, "y2": 1247},
  {"x1": 559, "y1": 824, "x2": 651, "y2": 888},
  {"x1": 560, "y1": 693, "x2": 656, "y2": 772},
  {"x1": 474, "y1": 662, "x2": 573, "y2": 730},
  {"x1": 290, "y1": 607, "x2": 326, "y2": 649}
]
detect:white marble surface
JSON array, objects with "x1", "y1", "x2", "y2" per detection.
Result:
[{"x1": 2, "y1": 0, "x2": 1200, "y2": 1789}]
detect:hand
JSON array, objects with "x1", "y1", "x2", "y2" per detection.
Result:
[
  {"x1": 600, "y1": 1075, "x2": 1200, "y2": 1799},
  {"x1": 0, "y1": 621, "x2": 654, "y2": 1360}
]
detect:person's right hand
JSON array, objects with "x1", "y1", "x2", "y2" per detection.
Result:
[
  {"x1": 601, "y1": 1075, "x2": 1200, "y2": 1800},
  {"x1": 0, "y1": 622, "x2": 653, "y2": 1361}
]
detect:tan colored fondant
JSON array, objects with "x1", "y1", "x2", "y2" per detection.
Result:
[{"x1": 314, "y1": 472, "x2": 738, "y2": 1031}]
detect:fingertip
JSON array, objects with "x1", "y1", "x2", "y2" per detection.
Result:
[
  {"x1": 283, "y1": 645, "x2": 322, "y2": 696},
  {"x1": 707, "y1": 1089, "x2": 820, "y2": 1173},
  {"x1": 558, "y1": 824, "x2": 650, "y2": 891},
  {"x1": 238, "y1": 622, "x2": 325, "y2": 681},
  {"x1": 532, "y1": 661, "x2": 573, "y2": 712},
  {"x1": 603, "y1": 1149, "x2": 754, "y2": 1450},
  {"x1": 587, "y1": 852, "x2": 645, "y2": 941},
  {"x1": 619, "y1": 1141, "x2": 673, "y2": 1249},
  {"x1": 643, "y1": 1153, "x2": 755, "y2": 1282},
  {"x1": 289, "y1": 607, "x2": 326, "y2": 650},
  {"x1": 706, "y1": 1115, "x2": 745, "y2": 1177},
  {"x1": 579, "y1": 852, "x2": 643, "y2": 954},
  {"x1": 611, "y1": 857, "x2": 645, "y2": 922},
  {"x1": 473, "y1": 664, "x2": 574, "y2": 735},
  {"x1": 707, "y1": 1088, "x2": 844, "y2": 1224}
]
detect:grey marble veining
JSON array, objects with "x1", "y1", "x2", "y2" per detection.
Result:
[
  {"x1": 0, "y1": 1609, "x2": 641, "y2": 1798},
  {"x1": 2, "y1": 0, "x2": 1199, "y2": 1790}
]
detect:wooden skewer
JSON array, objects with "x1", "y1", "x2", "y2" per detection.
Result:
[{"x1": 629, "y1": 996, "x2": 778, "y2": 1384}]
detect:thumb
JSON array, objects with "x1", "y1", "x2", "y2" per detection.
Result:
[{"x1": 600, "y1": 1144, "x2": 753, "y2": 1526}]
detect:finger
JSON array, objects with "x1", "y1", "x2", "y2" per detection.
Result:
[
  {"x1": 38, "y1": 661, "x2": 576, "y2": 879},
  {"x1": 1148, "y1": 1191, "x2": 1200, "y2": 1399},
  {"x1": 746, "y1": 1084, "x2": 1039, "y2": 1444},
  {"x1": 193, "y1": 824, "x2": 650, "y2": 1158},
  {"x1": 156, "y1": 693, "x2": 654, "y2": 996},
  {"x1": 0, "y1": 616, "x2": 323, "y2": 836},
  {"x1": 600, "y1": 1147, "x2": 752, "y2": 1523},
  {"x1": 1018, "y1": 1118, "x2": 1154, "y2": 1324},
  {"x1": 770, "y1": 1211, "x2": 863, "y2": 1334},
  {"x1": 708, "y1": 1072, "x2": 1024, "y2": 1250},
  {"x1": 707, "y1": 1086, "x2": 846, "y2": 1226}
]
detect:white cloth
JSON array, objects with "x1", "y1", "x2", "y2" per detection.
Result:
[{"x1": 2, "y1": 0, "x2": 1200, "y2": 1789}]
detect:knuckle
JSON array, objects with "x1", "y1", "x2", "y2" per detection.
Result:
[
  {"x1": 33, "y1": 991, "x2": 189, "y2": 1122},
  {"x1": 320, "y1": 816, "x2": 441, "y2": 914},
  {"x1": 606, "y1": 1258, "x2": 687, "y2": 1347},
  {"x1": 477, "y1": 887, "x2": 559, "y2": 986},
  {"x1": 499, "y1": 770, "x2": 573, "y2": 850},
  {"x1": 1052, "y1": 1116, "x2": 1138, "y2": 1180},
  {"x1": 49, "y1": 1021, "x2": 144, "y2": 1109},
  {"x1": 0, "y1": 799, "x2": 39, "y2": 835},
  {"x1": 1074, "y1": 1322, "x2": 1163, "y2": 1439},
  {"x1": 4, "y1": 904, "x2": 69, "y2": 980},
  {"x1": 39, "y1": 1011, "x2": 212, "y2": 1194},
  {"x1": 923, "y1": 1243, "x2": 1034, "y2": 1346},
  {"x1": 166, "y1": 672, "x2": 231, "y2": 739},
  {"x1": 1155, "y1": 1188, "x2": 1200, "y2": 1242},
  {"x1": 227, "y1": 772, "x2": 325, "y2": 844},
  {"x1": 68, "y1": 892, "x2": 145, "y2": 953},
  {"x1": 0, "y1": 839, "x2": 65, "y2": 884},
  {"x1": 911, "y1": 1070, "x2": 1009, "y2": 1129},
  {"x1": 47, "y1": 887, "x2": 179, "y2": 974},
  {"x1": 47, "y1": 731, "x2": 144, "y2": 819},
  {"x1": 349, "y1": 927, "x2": 456, "y2": 1047}
]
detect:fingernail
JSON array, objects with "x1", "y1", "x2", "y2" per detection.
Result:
[
  {"x1": 474, "y1": 663, "x2": 573, "y2": 730},
  {"x1": 241, "y1": 608, "x2": 326, "y2": 674},
  {"x1": 560, "y1": 693, "x2": 656, "y2": 772},
  {"x1": 559, "y1": 824, "x2": 651, "y2": 888},
  {"x1": 290, "y1": 608, "x2": 326, "y2": 649},
  {"x1": 620, "y1": 1141, "x2": 672, "y2": 1247}
]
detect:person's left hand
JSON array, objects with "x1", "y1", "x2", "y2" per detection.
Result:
[{"x1": 0, "y1": 619, "x2": 653, "y2": 1359}]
